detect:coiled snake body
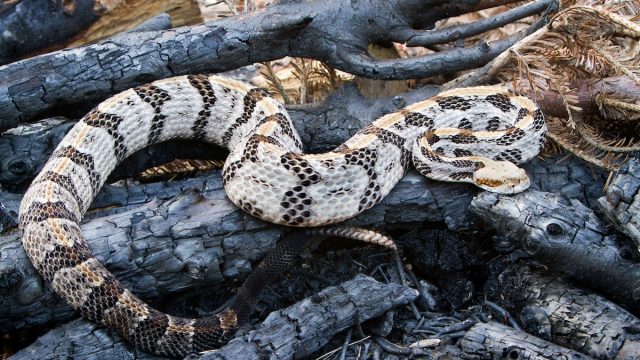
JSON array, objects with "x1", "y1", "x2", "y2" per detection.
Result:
[{"x1": 19, "y1": 75, "x2": 546, "y2": 356}]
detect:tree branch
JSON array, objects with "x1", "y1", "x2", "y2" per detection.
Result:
[
  {"x1": 486, "y1": 263, "x2": 640, "y2": 359},
  {"x1": 0, "y1": 0, "x2": 556, "y2": 130},
  {"x1": 471, "y1": 189, "x2": 640, "y2": 313},
  {"x1": 403, "y1": 0, "x2": 554, "y2": 47}
]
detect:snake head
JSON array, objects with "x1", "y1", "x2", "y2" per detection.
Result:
[{"x1": 473, "y1": 159, "x2": 530, "y2": 194}]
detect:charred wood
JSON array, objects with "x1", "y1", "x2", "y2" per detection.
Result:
[
  {"x1": 598, "y1": 158, "x2": 640, "y2": 249},
  {"x1": 486, "y1": 263, "x2": 640, "y2": 359},
  {"x1": 0, "y1": 0, "x2": 556, "y2": 130},
  {"x1": 470, "y1": 189, "x2": 640, "y2": 313},
  {"x1": 0, "y1": 0, "x2": 99, "y2": 66},
  {"x1": 460, "y1": 321, "x2": 592, "y2": 359},
  {"x1": 0, "y1": 169, "x2": 469, "y2": 332}
]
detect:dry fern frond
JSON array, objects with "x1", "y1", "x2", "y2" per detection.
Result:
[
  {"x1": 546, "y1": 116, "x2": 628, "y2": 170},
  {"x1": 596, "y1": 92, "x2": 640, "y2": 121},
  {"x1": 491, "y1": 2, "x2": 640, "y2": 170},
  {"x1": 260, "y1": 61, "x2": 292, "y2": 104},
  {"x1": 256, "y1": 59, "x2": 350, "y2": 104}
]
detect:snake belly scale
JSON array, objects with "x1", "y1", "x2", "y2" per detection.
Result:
[{"x1": 19, "y1": 75, "x2": 546, "y2": 356}]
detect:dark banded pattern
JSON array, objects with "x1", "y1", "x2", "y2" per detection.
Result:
[
  {"x1": 221, "y1": 88, "x2": 269, "y2": 147},
  {"x1": 188, "y1": 74, "x2": 217, "y2": 141},
  {"x1": 83, "y1": 109, "x2": 128, "y2": 161},
  {"x1": 49, "y1": 146, "x2": 102, "y2": 195},
  {"x1": 134, "y1": 84, "x2": 171, "y2": 144}
]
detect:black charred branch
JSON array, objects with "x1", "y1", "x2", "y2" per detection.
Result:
[
  {"x1": 0, "y1": 0, "x2": 99, "y2": 66},
  {"x1": 459, "y1": 321, "x2": 591, "y2": 359},
  {"x1": 485, "y1": 263, "x2": 640, "y2": 359},
  {"x1": 470, "y1": 189, "x2": 640, "y2": 313},
  {"x1": 0, "y1": 0, "x2": 557, "y2": 130}
]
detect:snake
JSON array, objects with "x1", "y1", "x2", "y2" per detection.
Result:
[{"x1": 18, "y1": 74, "x2": 546, "y2": 357}]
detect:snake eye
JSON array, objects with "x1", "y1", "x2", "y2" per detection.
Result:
[{"x1": 546, "y1": 223, "x2": 564, "y2": 236}]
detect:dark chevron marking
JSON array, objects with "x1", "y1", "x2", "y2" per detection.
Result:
[
  {"x1": 448, "y1": 131, "x2": 479, "y2": 145},
  {"x1": 83, "y1": 109, "x2": 128, "y2": 161},
  {"x1": 450, "y1": 171, "x2": 473, "y2": 180},
  {"x1": 495, "y1": 149, "x2": 523, "y2": 163},
  {"x1": 134, "y1": 84, "x2": 171, "y2": 144},
  {"x1": 403, "y1": 111, "x2": 435, "y2": 128},
  {"x1": 454, "y1": 148, "x2": 473, "y2": 157},
  {"x1": 50, "y1": 146, "x2": 101, "y2": 195},
  {"x1": 20, "y1": 200, "x2": 79, "y2": 224},
  {"x1": 532, "y1": 109, "x2": 545, "y2": 132},
  {"x1": 188, "y1": 74, "x2": 217, "y2": 141},
  {"x1": 458, "y1": 117, "x2": 473, "y2": 130},
  {"x1": 35, "y1": 171, "x2": 85, "y2": 210},
  {"x1": 363, "y1": 126, "x2": 411, "y2": 168},
  {"x1": 516, "y1": 107, "x2": 529, "y2": 121},
  {"x1": 40, "y1": 242, "x2": 93, "y2": 281},
  {"x1": 485, "y1": 94, "x2": 516, "y2": 112},
  {"x1": 258, "y1": 113, "x2": 303, "y2": 150},
  {"x1": 222, "y1": 88, "x2": 269, "y2": 147},
  {"x1": 279, "y1": 152, "x2": 321, "y2": 225},
  {"x1": 496, "y1": 128, "x2": 527, "y2": 146},
  {"x1": 436, "y1": 96, "x2": 473, "y2": 111}
]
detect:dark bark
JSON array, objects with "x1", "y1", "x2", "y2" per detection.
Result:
[
  {"x1": 10, "y1": 275, "x2": 417, "y2": 360},
  {"x1": 598, "y1": 158, "x2": 640, "y2": 248},
  {"x1": 0, "y1": 0, "x2": 99, "y2": 66},
  {"x1": 470, "y1": 189, "x2": 640, "y2": 314},
  {"x1": 515, "y1": 77, "x2": 640, "y2": 119},
  {"x1": 486, "y1": 263, "x2": 640, "y2": 360},
  {"x1": 460, "y1": 321, "x2": 592, "y2": 359},
  {"x1": 0, "y1": 0, "x2": 557, "y2": 130},
  {"x1": 405, "y1": 0, "x2": 552, "y2": 47}
]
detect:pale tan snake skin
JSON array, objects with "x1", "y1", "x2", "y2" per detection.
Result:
[{"x1": 19, "y1": 75, "x2": 546, "y2": 356}]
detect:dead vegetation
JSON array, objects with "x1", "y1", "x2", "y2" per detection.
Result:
[{"x1": 491, "y1": 1, "x2": 640, "y2": 170}]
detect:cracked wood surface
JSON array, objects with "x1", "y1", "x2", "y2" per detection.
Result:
[
  {"x1": 598, "y1": 158, "x2": 640, "y2": 249},
  {"x1": 0, "y1": 155, "x2": 609, "y2": 331},
  {"x1": 0, "y1": 169, "x2": 470, "y2": 332},
  {"x1": 460, "y1": 321, "x2": 592, "y2": 359},
  {"x1": 471, "y1": 189, "x2": 640, "y2": 313},
  {"x1": 486, "y1": 263, "x2": 640, "y2": 360}
]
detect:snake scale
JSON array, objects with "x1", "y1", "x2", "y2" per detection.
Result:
[{"x1": 19, "y1": 75, "x2": 546, "y2": 356}]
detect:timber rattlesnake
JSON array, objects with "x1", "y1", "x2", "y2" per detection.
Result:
[{"x1": 19, "y1": 75, "x2": 546, "y2": 356}]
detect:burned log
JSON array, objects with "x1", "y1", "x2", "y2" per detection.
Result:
[
  {"x1": 598, "y1": 158, "x2": 640, "y2": 248},
  {"x1": 470, "y1": 189, "x2": 640, "y2": 313},
  {"x1": 10, "y1": 275, "x2": 417, "y2": 360},
  {"x1": 485, "y1": 263, "x2": 640, "y2": 359},
  {"x1": 0, "y1": 0, "x2": 99, "y2": 66},
  {"x1": 460, "y1": 321, "x2": 591, "y2": 359},
  {"x1": 1, "y1": 158, "x2": 611, "y2": 333},
  {"x1": 0, "y1": 0, "x2": 557, "y2": 130}
]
